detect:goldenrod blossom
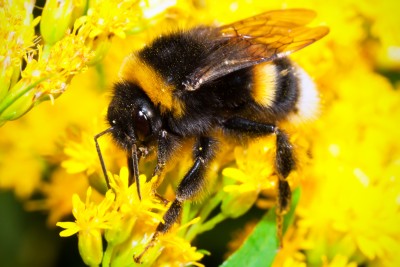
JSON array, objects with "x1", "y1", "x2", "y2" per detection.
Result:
[
  {"x1": 222, "y1": 135, "x2": 301, "y2": 218},
  {"x1": 57, "y1": 187, "x2": 117, "y2": 265},
  {"x1": 222, "y1": 137, "x2": 277, "y2": 218},
  {"x1": 0, "y1": 0, "x2": 174, "y2": 125},
  {"x1": 155, "y1": 217, "x2": 204, "y2": 267},
  {"x1": 62, "y1": 120, "x2": 113, "y2": 176},
  {"x1": 57, "y1": 167, "x2": 206, "y2": 266},
  {"x1": 104, "y1": 168, "x2": 166, "y2": 244}
]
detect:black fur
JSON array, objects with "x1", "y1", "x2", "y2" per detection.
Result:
[
  {"x1": 223, "y1": 117, "x2": 276, "y2": 135},
  {"x1": 275, "y1": 129, "x2": 296, "y2": 179},
  {"x1": 156, "y1": 199, "x2": 182, "y2": 233},
  {"x1": 138, "y1": 28, "x2": 223, "y2": 90},
  {"x1": 278, "y1": 179, "x2": 291, "y2": 213},
  {"x1": 107, "y1": 81, "x2": 162, "y2": 150},
  {"x1": 272, "y1": 59, "x2": 299, "y2": 116},
  {"x1": 137, "y1": 29, "x2": 299, "y2": 138}
]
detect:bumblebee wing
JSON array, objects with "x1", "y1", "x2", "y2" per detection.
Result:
[{"x1": 183, "y1": 9, "x2": 329, "y2": 91}]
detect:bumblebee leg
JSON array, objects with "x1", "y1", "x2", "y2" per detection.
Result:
[
  {"x1": 223, "y1": 117, "x2": 295, "y2": 246},
  {"x1": 134, "y1": 136, "x2": 217, "y2": 263},
  {"x1": 152, "y1": 130, "x2": 181, "y2": 188},
  {"x1": 150, "y1": 130, "x2": 182, "y2": 206}
]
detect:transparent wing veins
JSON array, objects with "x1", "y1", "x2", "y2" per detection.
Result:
[{"x1": 184, "y1": 9, "x2": 329, "y2": 91}]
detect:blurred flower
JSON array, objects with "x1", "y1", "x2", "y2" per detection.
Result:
[
  {"x1": 62, "y1": 118, "x2": 112, "y2": 176},
  {"x1": 271, "y1": 1, "x2": 400, "y2": 266},
  {"x1": 26, "y1": 169, "x2": 89, "y2": 226},
  {"x1": 221, "y1": 137, "x2": 278, "y2": 218}
]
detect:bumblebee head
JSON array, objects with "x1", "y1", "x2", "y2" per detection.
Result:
[{"x1": 107, "y1": 81, "x2": 162, "y2": 150}]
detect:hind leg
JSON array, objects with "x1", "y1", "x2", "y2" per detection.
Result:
[{"x1": 223, "y1": 117, "x2": 295, "y2": 245}]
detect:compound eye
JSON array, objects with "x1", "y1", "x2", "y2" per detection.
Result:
[{"x1": 133, "y1": 109, "x2": 151, "y2": 141}]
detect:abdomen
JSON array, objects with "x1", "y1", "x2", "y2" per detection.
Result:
[{"x1": 249, "y1": 58, "x2": 319, "y2": 124}]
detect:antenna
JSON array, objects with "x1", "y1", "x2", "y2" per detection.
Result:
[{"x1": 94, "y1": 127, "x2": 114, "y2": 189}]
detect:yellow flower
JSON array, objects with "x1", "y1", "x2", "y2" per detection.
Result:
[
  {"x1": 0, "y1": 0, "x2": 38, "y2": 101},
  {"x1": 76, "y1": 0, "x2": 140, "y2": 39},
  {"x1": 110, "y1": 168, "x2": 164, "y2": 218},
  {"x1": 275, "y1": 253, "x2": 357, "y2": 267},
  {"x1": 221, "y1": 135, "x2": 301, "y2": 218},
  {"x1": 0, "y1": 65, "x2": 106, "y2": 198},
  {"x1": 280, "y1": 12, "x2": 400, "y2": 266},
  {"x1": 105, "y1": 167, "x2": 166, "y2": 244},
  {"x1": 156, "y1": 218, "x2": 205, "y2": 267},
  {"x1": 57, "y1": 187, "x2": 117, "y2": 265},
  {"x1": 56, "y1": 166, "x2": 206, "y2": 266},
  {"x1": 0, "y1": 0, "x2": 39, "y2": 124},
  {"x1": 61, "y1": 118, "x2": 115, "y2": 177},
  {"x1": 0, "y1": 26, "x2": 93, "y2": 124},
  {"x1": 155, "y1": 235, "x2": 205, "y2": 267},
  {"x1": 57, "y1": 187, "x2": 116, "y2": 236},
  {"x1": 0, "y1": 0, "x2": 173, "y2": 125},
  {"x1": 306, "y1": 91, "x2": 397, "y2": 262}
]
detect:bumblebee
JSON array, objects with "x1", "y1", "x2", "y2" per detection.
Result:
[{"x1": 94, "y1": 8, "x2": 328, "y2": 262}]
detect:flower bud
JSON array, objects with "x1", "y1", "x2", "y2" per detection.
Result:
[
  {"x1": 105, "y1": 216, "x2": 135, "y2": 245},
  {"x1": 86, "y1": 35, "x2": 112, "y2": 66},
  {"x1": 40, "y1": 0, "x2": 74, "y2": 45},
  {"x1": 78, "y1": 229, "x2": 103, "y2": 266},
  {"x1": 0, "y1": 81, "x2": 36, "y2": 124}
]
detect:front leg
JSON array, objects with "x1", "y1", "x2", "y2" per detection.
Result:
[
  {"x1": 223, "y1": 117, "x2": 295, "y2": 246},
  {"x1": 152, "y1": 130, "x2": 181, "y2": 204},
  {"x1": 127, "y1": 144, "x2": 142, "y2": 200},
  {"x1": 134, "y1": 136, "x2": 218, "y2": 263},
  {"x1": 152, "y1": 129, "x2": 182, "y2": 188}
]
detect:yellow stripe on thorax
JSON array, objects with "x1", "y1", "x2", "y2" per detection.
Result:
[
  {"x1": 251, "y1": 63, "x2": 277, "y2": 108},
  {"x1": 119, "y1": 54, "x2": 184, "y2": 116}
]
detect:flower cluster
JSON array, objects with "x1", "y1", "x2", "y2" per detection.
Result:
[
  {"x1": 0, "y1": 0, "x2": 175, "y2": 125},
  {"x1": 57, "y1": 168, "x2": 206, "y2": 266}
]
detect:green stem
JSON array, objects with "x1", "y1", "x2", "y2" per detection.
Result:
[
  {"x1": 0, "y1": 76, "x2": 50, "y2": 115},
  {"x1": 185, "y1": 191, "x2": 225, "y2": 241},
  {"x1": 178, "y1": 201, "x2": 192, "y2": 238},
  {"x1": 197, "y1": 213, "x2": 227, "y2": 235},
  {"x1": 41, "y1": 43, "x2": 52, "y2": 60},
  {"x1": 198, "y1": 191, "x2": 225, "y2": 222},
  {"x1": 102, "y1": 243, "x2": 114, "y2": 267}
]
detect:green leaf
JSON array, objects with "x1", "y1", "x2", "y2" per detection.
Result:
[{"x1": 219, "y1": 188, "x2": 301, "y2": 267}]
